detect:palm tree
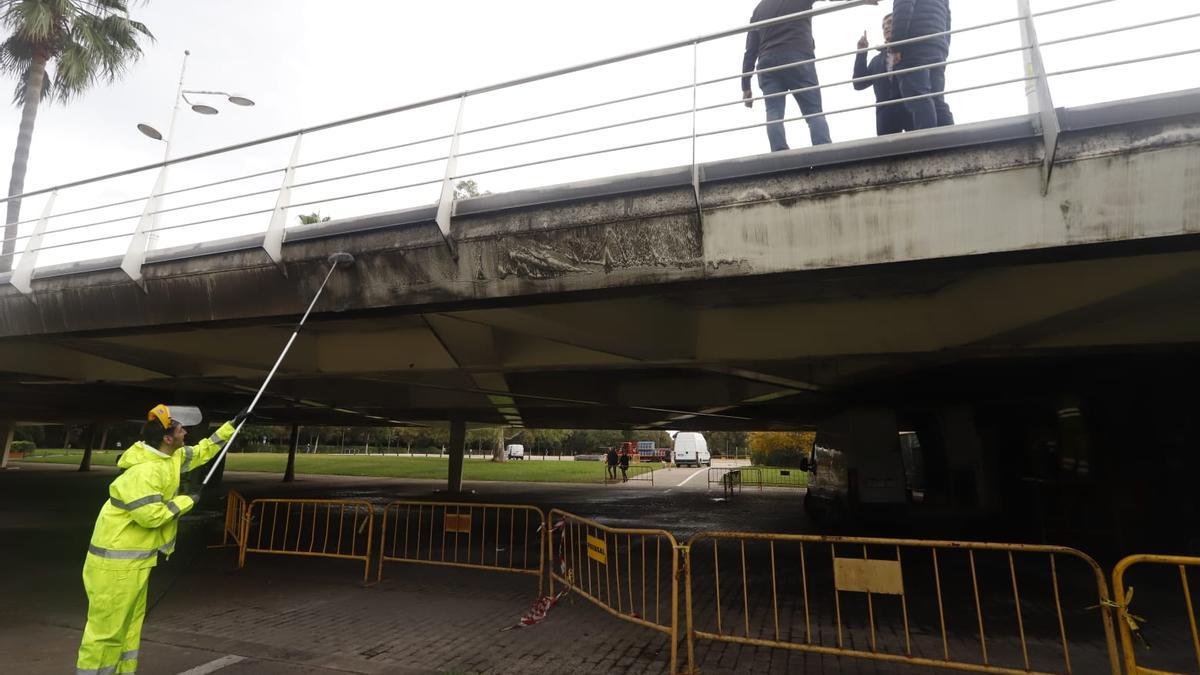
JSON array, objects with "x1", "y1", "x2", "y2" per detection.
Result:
[{"x1": 0, "y1": 0, "x2": 153, "y2": 272}]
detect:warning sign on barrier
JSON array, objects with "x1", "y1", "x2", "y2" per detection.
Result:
[
  {"x1": 445, "y1": 513, "x2": 471, "y2": 533},
  {"x1": 833, "y1": 557, "x2": 904, "y2": 595},
  {"x1": 587, "y1": 534, "x2": 607, "y2": 564}
]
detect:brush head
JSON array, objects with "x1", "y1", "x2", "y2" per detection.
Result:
[{"x1": 328, "y1": 252, "x2": 355, "y2": 268}]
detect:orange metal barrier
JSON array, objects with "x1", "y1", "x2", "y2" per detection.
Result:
[
  {"x1": 706, "y1": 467, "x2": 807, "y2": 493},
  {"x1": 683, "y1": 532, "x2": 1121, "y2": 675},
  {"x1": 604, "y1": 463, "x2": 656, "y2": 486},
  {"x1": 1112, "y1": 554, "x2": 1200, "y2": 675},
  {"x1": 548, "y1": 509, "x2": 681, "y2": 673},
  {"x1": 377, "y1": 501, "x2": 545, "y2": 592},
  {"x1": 213, "y1": 490, "x2": 247, "y2": 548},
  {"x1": 239, "y1": 498, "x2": 374, "y2": 582}
]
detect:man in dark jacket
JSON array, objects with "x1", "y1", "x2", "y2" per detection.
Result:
[
  {"x1": 892, "y1": 0, "x2": 954, "y2": 130},
  {"x1": 605, "y1": 447, "x2": 619, "y2": 480},
  {"x1": 742, "y1": 0, "x2": 877, "y2": 151},
  {"x1": 853, "y1": 13, "x2": 913, "y2": 136}
]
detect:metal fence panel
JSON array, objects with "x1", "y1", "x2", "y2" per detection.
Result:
[
  {"x1": 1113, "y1": 554, "x2": 1200, "y2": 675},
  {"x1": 604, "y1": 464, "x2": 657, "y2": 486},
  {"x1": 684, "y1": 532, "x2": 1121, "y2": 675},
  {"x1": 240, "y1": 498, "x2": 374, "y2": 582},
  {"x1": 548, "y1": 509, "x2": 681, "y2": 673},
  {"x1": 218, "y1": 490, "x2": 247, "y2": 548},
  {"x1": 377, "y1": 501, "x2": 545, "y2": 593}
]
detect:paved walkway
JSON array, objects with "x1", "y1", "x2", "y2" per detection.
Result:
[
  {"x1": 1, "y1": 463, "x2": 796, "y2": 674},
  {"x1": 3, "y1": 462, "x2": 1191, "y2": 674}
]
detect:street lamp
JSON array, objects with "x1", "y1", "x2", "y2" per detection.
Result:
[
  {"x1": 135, "y1": 50, "x2": 255, "y2": 248},
  {"x1": 136, "y1": 50, "x2": 256, "y2": 160}
]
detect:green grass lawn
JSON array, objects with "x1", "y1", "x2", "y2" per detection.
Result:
[{"x1": 17, "y1": 449, "x2": 651, "y2": 484}]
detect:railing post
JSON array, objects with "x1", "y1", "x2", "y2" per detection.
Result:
[
  {"x1": 120, "y1": 167, "x2": 169, "y2": 290},
  {"x1": 1018, "y1": 0, "x2": 1060, "y2": 195},
  {"x1": 9, "y1": 190, "x2": 57, "y2": 297},
  {"x1": 263, "y1": 133, "x2": 304, "y2": 276},
  {"x1": 434, "y1": 94, "x2": 467, "y2": 259},
  {"x1": 690, "y1": 40, "x2": 704, "y2": 228}
]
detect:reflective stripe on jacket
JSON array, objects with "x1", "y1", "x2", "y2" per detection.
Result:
[{"x1": 86, "y1": 422, "x2": 235, "y2": 569}]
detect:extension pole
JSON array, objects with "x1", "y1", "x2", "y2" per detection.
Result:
[{"x1": 203, "y1": 252, "x2": 354, "y2": 485}]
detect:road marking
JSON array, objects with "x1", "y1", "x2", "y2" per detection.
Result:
[
  {"x1": 676, "y1": 468, "x2": 707, "y2": 487},
  {"x1": 178, "y1": 655, "x2": 246, "y2": 675}
]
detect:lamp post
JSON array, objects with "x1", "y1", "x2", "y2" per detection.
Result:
[
  {"x1": 137, "y1": 50, "x2": 255, "y2": 157},
  {"x1": 135, "y1": 50, "x2": 255, "y2": 248}
]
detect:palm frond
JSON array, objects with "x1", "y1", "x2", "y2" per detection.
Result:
[
  {"x1": 47, "y1": 39, "x2": 96, "y2": 99},
  {"x1": 0, "y1": 0, "x2": 152, "y2": 104},
  {"x1": 2, "y1": 1, "x2": 62, "y2": 43}
]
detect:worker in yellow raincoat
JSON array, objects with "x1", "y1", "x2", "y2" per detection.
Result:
[{"x1": 76, "y1": 404, "x2": 243, "y2": 675}]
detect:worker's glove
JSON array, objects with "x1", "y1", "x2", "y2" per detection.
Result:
[{"x1": 231, "y1": 408, "x2": 251, "y2": 428}]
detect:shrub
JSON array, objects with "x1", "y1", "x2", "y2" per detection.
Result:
[
  {"x1": 10, "y1": 440, "x2": 35, "y2": 453},
  {"x1": 749, "y1": 446, "x2": 808, "y2": 468},
  {"x1": 748, "y1": 431, "x2": 815, "y2": 468}
]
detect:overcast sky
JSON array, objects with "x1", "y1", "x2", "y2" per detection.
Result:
[{"x1": 2, "y1": 0, "x2": 1196, "y2": 266}]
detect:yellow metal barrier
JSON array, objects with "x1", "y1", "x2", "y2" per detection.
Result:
[
  {"x1": 604, "y1": 463, "x2": 657, "y2": 485},
  {"x1": 706, "y1": 467, "x2": 807, "y2": 493},
  {"x1": 548, "y1": 509, "x2": 681, "y2": 673},
  {"x1": 216, "y1": 490, "x2": 247, "y2": 548},
  {"x1": 239, "y1": 498, "x2": 374, "y2": 583},
  {"x1": 377, "y1": 501, "x2": 545, "y2": 592},
  {"x1": 1113, "y1": 554, "x2": 1200, "y2": 675},
  {"x1": 683, "y1": 532, "x2": 1121, "y2": 675}
]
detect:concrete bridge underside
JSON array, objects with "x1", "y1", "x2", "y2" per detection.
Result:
[{"x1": 1, "y1": 90, "x2": 1199, "y2": 432}]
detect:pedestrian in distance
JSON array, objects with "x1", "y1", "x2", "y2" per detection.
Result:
[
  {"x1": 741, "y1": 0, "x2": 879, "y2": 151},
  {"x1": 606, "y1": 446, "x2": 619, "y2": 480},
  {"x1": 76, "y1": 404, "x2": 244, "y2": 675},
  {"x1": 853, "y1": 13, "x2": 915, "y2": 136},
  {"x1": 619, "y1": 449, "x2": 631, "y2": 483},
  {"x1": 891, "y1": 0, "x2": 954, "y2": 130}
]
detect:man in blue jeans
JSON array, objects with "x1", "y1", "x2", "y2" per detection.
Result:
[
  {"x1": 892, "y1": 0, "x2": 954, "y2": 130},
  {"x1": 742, "y1": 0, "x2": 877, "y2": 151}
]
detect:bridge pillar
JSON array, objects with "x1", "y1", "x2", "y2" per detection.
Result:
[
  {"x1": 941, "y1": 406, "x2": 998, "y2": 511},
  {"x1": 0, "y1": 422, "x2": 13, "y2": 470},
  {"x1": 283, "y1": 424, "x2": 300, "y2": 483},
  {"x1": 447, "y1": 420, "x2": 466, "y2": 493},
  {"x1": 78, "y1": 424, "x2": 99, "y2": 472}
]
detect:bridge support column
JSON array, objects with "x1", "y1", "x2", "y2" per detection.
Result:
[
  {"x1": 0, "y1": 422, "x2": 13, "y2": 470},
  {"x1": 284, "y1": 423, "x2": 300, "y2": 483},
  {"x1": 447, "y1": 420, "x2": 466, "y2": 493},
  {"x1": 942, "y1": 406, "x2": 998, "y2": 512},
  {"x1": 78, "y1": 423, "x2": 99, "y2": 472}
]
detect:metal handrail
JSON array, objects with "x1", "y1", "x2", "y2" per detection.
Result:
[
  {"x1": 0, "y1": 0, "x2": 1118, "y2": 226},
  {"x1": 12, "y1": 6, "x2": 1200, "y2": 252},
  {"x1": 0, "y1": 0, "x2": 877, "y2": 208},
  {"x1": 4, "y1": 0, "x2": 1195, "y2": 280}
]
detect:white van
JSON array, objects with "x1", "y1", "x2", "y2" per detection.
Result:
[
  {"x1": 672, "y1": 432, "x2": 710, "y2": 467},
  {"x1": 506, "y1": 444, "x2": 525, "y2": 460}
]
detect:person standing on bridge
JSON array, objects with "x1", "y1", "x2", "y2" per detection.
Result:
[
  {"x1": 891, "y1": 0, "x2": 954, "y2": 130},
  {"x1": 76, "y1": 404, "x2": 243, "y2": 675},
  {"x1": 853, "y1": 13, "x2": 915, "y2": 136},
  {"x1": 742, "y1": 0, "x2": 878, "y2": 151}
]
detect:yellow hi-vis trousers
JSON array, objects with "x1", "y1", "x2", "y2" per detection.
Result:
[{"x1": 76, "y1": 560, "x2": 150, "y2": 674}]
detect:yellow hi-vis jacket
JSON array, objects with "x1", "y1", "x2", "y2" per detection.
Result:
[{"x1": 85, "y1": 422, "x2": 235, "y2": 569}]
